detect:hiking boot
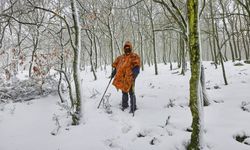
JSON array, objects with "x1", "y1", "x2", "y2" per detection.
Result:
[
  {"x1": 121, "y1": 106, "x2": 128, "y2": 111},
  {"x1": 129, "y1": 107, "x2": 137, "y2": 113},
  {"x1": 122, "y1": 92, "x2": 129, "y2": 110}
]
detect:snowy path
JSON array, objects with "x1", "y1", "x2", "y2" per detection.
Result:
[
  {"x1": 1, "y1": 62, "x2": 250, "y2": 150},
  {"x1": 0, "y1": 97, "x2": 58, "y2": 150}
]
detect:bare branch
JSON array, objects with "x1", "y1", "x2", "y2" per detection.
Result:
[{"x1": 113, "y1": 0, "x2": 144, "y2": 9}]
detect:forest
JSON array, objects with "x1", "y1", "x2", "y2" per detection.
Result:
[{"x1": 0, "y1": 0, "x2": 250, "y2": 150}]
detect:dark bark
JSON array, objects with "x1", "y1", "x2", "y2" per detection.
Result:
[
  {"x1": 209, "y1": 0, "x2": 218, "y2": 67},
  {"x1": 71, "y1": 0, "x2": 82, "y2": 125},
  {"x1": 215, "y1": 23, "x2": 228, "y2": 85},
  {"x1": 219, "y1": 0, "x2": 234, "y2": 62}
]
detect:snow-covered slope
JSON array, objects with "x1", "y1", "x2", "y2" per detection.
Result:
[{"x1": 0, "y1": 62, "x2": 250, "y2": 150}]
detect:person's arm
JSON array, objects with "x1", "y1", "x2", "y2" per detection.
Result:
[
  {"x1": 111, "y1": 56, "x2": 121, "y2": 78},
  {"x1": 111, "y1": 68, "x2": 116, "y2": 78},
  {"x1": 132, "y1": 66, "x2": 140, "y2": 80},
  {"x1": 112, "y1": 56, "x2": 121, "y2": 68},
  {"x1": 131, "y1": 53, "x2": 141, "y2": 80}
]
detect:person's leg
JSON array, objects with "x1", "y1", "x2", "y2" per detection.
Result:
[
  {"x1": 122, "y1": 91, "x2": 129, "y2": 110},
  {"x1": 129, "y1": 84, "x2": 137, "y2": 113}
]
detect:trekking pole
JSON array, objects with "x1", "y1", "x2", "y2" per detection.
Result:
[
  {"x1": 131, "y1": 83, "x2": 135, "y2": 117},
  {"x1": 132, "y1": 96, "x2": 135, "y2": 117},
  {"x1": 97, "y1": 77, "x2": 113, "y2": 109}
]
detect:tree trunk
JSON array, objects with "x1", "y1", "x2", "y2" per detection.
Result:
[
  {"x1": 201, "y1": 65, "x2": 210, "y2": 106},
  {"x1": 246, "y1": 30, "x2": 250, "y2": 60},
  {"x1": 58, "y1": 20, "x2": 65, "y2": 103},
  {"x1": 29, "y1": 30, "x2": 39, "y2": 78},
  {"x1": 139, "y1": 30, "x2": 144, "y2": 71},
  {"x1": 180, "y1": 36, "x2": 186, "y2": 75},
  {"x1": 162, "y1": 32, "x2": 167, "y2": 65},
  {"x1": 107, "y1": 15, "x2": 114, "y2": 71},
  {"x1": 15, "y1": 22, "x2": 22, "y2": 75},
  {"x1": 169, "y1": 32, "x2": 173, "y2": 70},
  {"x1": 144, "y1": 0, "x2": 158, "y2": 75},
  {"x1": 235, "y1": 8, "x2": 241, "y2": 61},
  {"x1": 215, "y1": 24, "x2": 228, "y2": 85},
  {"x1": 208, "y1": 33, "x2": 214, "y2": 62},
  {"x1": 71, "y1": 0, "x2": 83, "y2": 125},
  {"x1": 229, "y1": 16, "x2": 239, "y2": 60},
  {"x1": 222, "y1": 28, "x2": 228, "y2": 61},
  {"x1": 209, "y1": 0, "x2": 218, "y2": 68},
  {"x1": 238, "y1": 6, "x2": 248, "y2": 61},
  {"x1": 187, "y1": 0, "x2": 204, "y2": 149},
  {"x1": 86, "y1": 30, "x2": 97, "y2": 80},
  {"x1": 93, "y1": 34, "x2": 98, "y2": 70},
  {"x1": 177, "y1": 35, "x2": 181, "y2": 68},
  {"x1": 96, "y1": 36, "x2": 103, "y2": 70},
  {"x1": 219, "y1": 0, "x2": 234, "y2": 62},
  {"x1": 150, "y1": 12, "x2": 158, "y2": 75},
  {"x1": 137, "y1": 6, "x2": 144, "y2": 71}
]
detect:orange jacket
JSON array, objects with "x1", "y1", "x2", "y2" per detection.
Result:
[{"x1": 112, "y1": 52, "x2": 140, "y2": 92}]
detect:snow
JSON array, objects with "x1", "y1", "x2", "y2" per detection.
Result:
[
  {"x1": 0, "y1": 75, "x2": 58, "y2": 102},
  {"x1": 1, "y1": 61, "x2": 250, "y2": 150}
]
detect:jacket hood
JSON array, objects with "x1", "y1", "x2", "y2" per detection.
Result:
[{"x1": 123, "y1": 41, "x2": 132, "y2": 50}]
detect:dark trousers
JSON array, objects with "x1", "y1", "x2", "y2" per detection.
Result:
[{"x1": 122, "y1": 84, "x2": 137, "y2": 110}]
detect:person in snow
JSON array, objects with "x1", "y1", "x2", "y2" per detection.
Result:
[{"x1": 111, "y1": 41, "x2": 140, "y2": 113}]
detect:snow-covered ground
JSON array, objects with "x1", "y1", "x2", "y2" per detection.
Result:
[{"x1": 0, "y1": 61, "x2": 250, "y2": 150}]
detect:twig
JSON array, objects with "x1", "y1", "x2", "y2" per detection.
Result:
[
  {"x1": 54, "y1": 69, "x2": 74, "y2": 109},
  {"x1": 51, "y1": 114, "x2": 61, "y2": 136}
]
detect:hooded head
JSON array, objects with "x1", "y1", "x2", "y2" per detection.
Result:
[{"x1": 123, "y1": 41, "x2": 132, "y2": 54}]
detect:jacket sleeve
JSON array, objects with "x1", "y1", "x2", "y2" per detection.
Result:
[
  {"x1": 132, "y1": 66, "x2": 140, "y2": 79},
  {"x1": 131, "y1": 53, "x2": 141, "y2": 68},
  {"x1": 112, "y1": 56, "x2": 121, "y2": 68},
  {"x1": 131, "y1": 53, "x2": 141, "y2": 79}
]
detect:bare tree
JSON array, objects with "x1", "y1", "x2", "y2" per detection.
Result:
[{"x1": 187, "y1": 0, "x2": 204, "y2": 148}]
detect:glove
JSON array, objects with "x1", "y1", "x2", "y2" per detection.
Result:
[
  {"x1": 111, "y1": 69, "x2": 116, "y2": 78},
  {"x1": 132, "y1": 66, "x2": 140, "y2": 80}
]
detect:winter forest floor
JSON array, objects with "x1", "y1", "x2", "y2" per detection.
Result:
[{"x1": 0, "y1": 61, "x2": 250, "y2": 150}]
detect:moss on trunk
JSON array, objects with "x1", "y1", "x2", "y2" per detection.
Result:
[{"x1": 187, "y1": 0, "x2": 203, "y2": 149}]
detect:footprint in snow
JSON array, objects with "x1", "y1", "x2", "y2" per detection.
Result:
[
  {"x1": 104, "y1": 138, "x2": 124, "y2": 150},
  {"x1": 241, "y1": 80, "x2": 247, "y2": 84},
  {"x1": 137, "y1": 129, "x2": 152, "y2": 138},
  {"x1": 0, "y1": 105, "x2": 5, "y2": 111},
  {"x1": 234, "y1": 132, "x2": 250, "y2": 146},
  {"x1": 213, "y1": 100, "x2": 224, "y2": 103},
  {"x1": 106, "y1": 106, "x2": 137, "y2": 135},
  {"x1": 150, "y1": 137, "x2": 161, "y2": 145},
  {"x1": 108, "y1": 113, "x2": 119, "y2": 122},
  {"x1": 121, "y1": 124, "x2": 132, "y2": 134},
  {"x1": 241, "y1": 101, "x2": 250, "y2": 112}
]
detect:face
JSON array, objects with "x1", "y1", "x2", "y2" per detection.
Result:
[{"x1": 124, "y1": 47, "x2": 131, "y2": 53}]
